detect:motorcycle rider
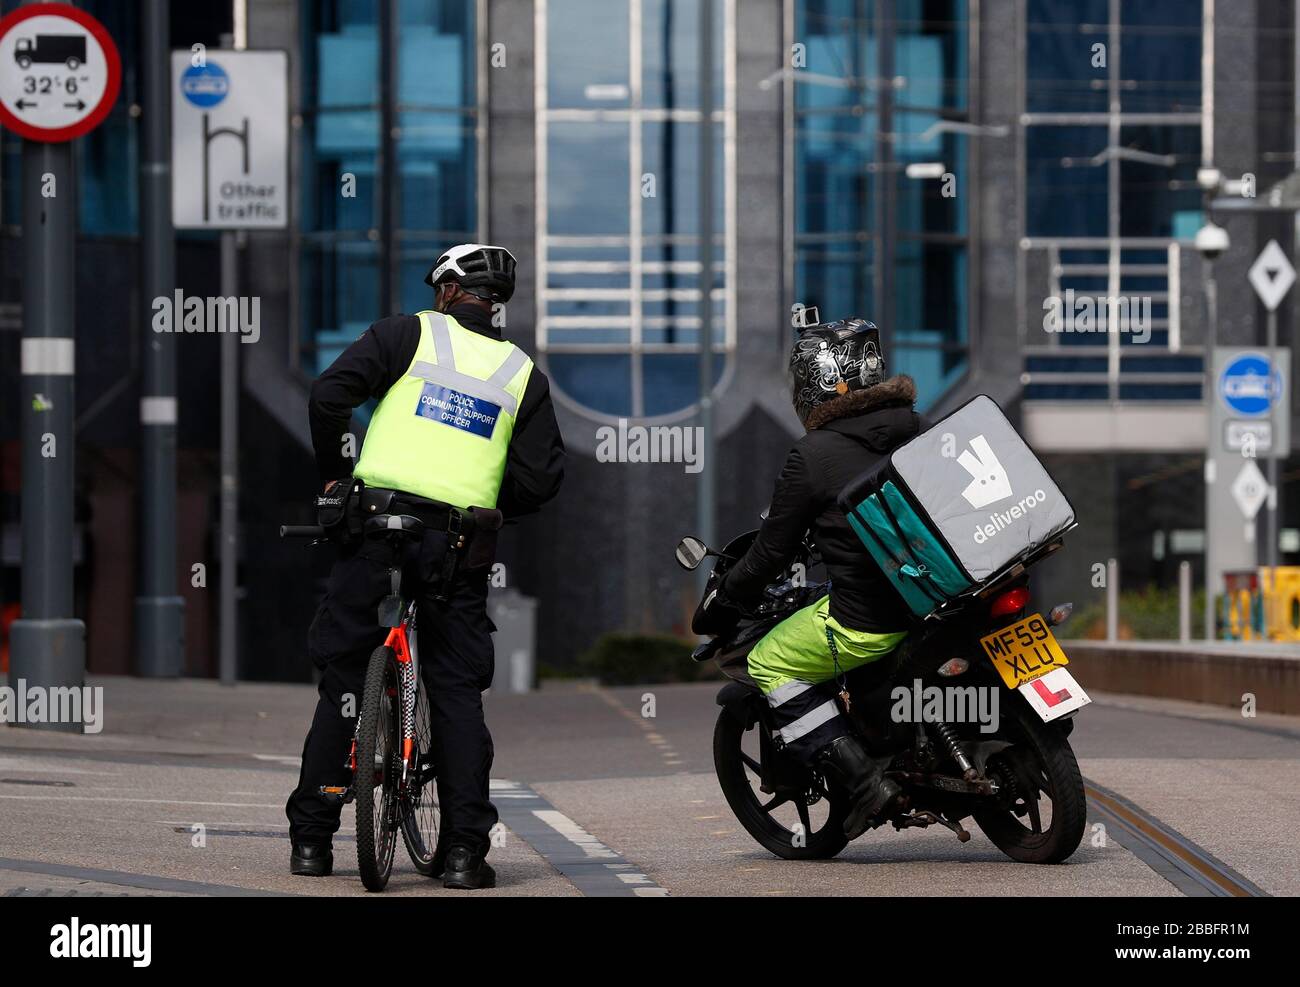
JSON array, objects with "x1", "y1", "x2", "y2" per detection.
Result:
[
  {"x1": 707, "y1": 317, "x2": 920, "y2": 839},
  {"x1": 285, "y1": 243, "x2": 564, "y2": 888}
]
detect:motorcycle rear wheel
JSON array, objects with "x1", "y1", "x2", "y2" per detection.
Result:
[
  {"x1": 973, "y1": 708, "x2": 1086, "y2": 864},
  {"x1": 713, "y1": 707, "x2": 849, "y2": 860}
]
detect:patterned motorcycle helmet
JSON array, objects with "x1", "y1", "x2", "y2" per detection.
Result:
[{"x1": 788, "y1": 318, "x2": 886, "y2": 424}]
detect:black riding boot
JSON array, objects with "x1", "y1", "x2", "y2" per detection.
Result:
[{"x1": 816, "y1": 734, "x2": 900, "y2": 839}]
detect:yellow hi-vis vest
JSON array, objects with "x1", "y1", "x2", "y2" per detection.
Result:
[{"x1": 353, "y1": 311, "x2": 533, "y2": 509}]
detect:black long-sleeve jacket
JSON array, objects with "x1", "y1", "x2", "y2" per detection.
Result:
[
  {"x1": 720, "y1": 376, "x2": 921, "y2": 633},
  {"x1": 308, "y1": 303, "x2": 565, "y2": 518}
]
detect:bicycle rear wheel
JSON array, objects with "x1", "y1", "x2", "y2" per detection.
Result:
[
  {"x1": 400, "y1": 676, "x2": 442, "y2": 874},
  {"x1": 354, "y1": 645, "x2": 401, "y2": 891}
]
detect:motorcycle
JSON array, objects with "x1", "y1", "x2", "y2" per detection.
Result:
[{"x1": 675, "y1": 526, "x2": 1090, "y2": 864}]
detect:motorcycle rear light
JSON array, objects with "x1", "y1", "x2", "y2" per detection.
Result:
[
  {"x1": 991, "y1": 587, "x2": 1030, "y2": 617},
  {"x1": 936, "y1": 657, "x2": 970, "y2": 677}
]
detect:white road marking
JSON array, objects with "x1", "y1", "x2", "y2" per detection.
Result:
[
  {"x1": 0, "y1": 794, "x2": 282, "y2": 808},
  {"x1": 533, "y1": 809, "x2": 619, "y2": 859},
  {"x1": 0, "y1": 758, "x2": 117, "y2": 776}
]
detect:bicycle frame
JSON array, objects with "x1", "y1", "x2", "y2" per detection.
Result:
[{"x1": 346, "y1": 600, "x2": 421, "y2": 792}]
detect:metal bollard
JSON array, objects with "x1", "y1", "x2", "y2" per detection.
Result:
[
  {"x1": 1106, "y1": 558, "x2": 1119, "y2": 642},
  {"x1": 1178, "y1": 560, "x2": 1191, "y2": 643}
]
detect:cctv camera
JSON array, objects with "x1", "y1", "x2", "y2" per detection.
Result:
[{"x1": 1194, "y1": 222, "x2": 1230, "y2": 260}]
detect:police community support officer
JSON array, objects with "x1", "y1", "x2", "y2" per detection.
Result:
[{"x1": 285, "y1": 244, "x2": 565, "y2": 889}]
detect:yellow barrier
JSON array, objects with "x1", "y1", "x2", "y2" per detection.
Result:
[
  {"x1": 1226, "y1": 588, "x2": 1257, "y2": 641},
  {"x1": 1258, "y1": 567, "x2": 1300, "y2": 642}
]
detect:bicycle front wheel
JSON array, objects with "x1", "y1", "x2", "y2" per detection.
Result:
[
  {"x1": 354, "y1": 645, "x2": 401, "y2": 891},
  {"x1": 401, "y1": 676, "x2": 442, "y2": 874}
]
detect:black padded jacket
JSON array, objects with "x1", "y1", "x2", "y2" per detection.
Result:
[{"x1": 720, "y1": 376, "x2": 922, "y2": 633}]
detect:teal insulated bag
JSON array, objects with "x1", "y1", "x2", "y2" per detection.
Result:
[{"x1": 837, "y1": 395, "x2": 1076, "y2": 618}]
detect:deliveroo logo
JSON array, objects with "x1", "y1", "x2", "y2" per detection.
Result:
[{"x1": 958, "y1": 435, "x2": 1012, "y2": 509}]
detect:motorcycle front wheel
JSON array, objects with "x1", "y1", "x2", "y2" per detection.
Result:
[
  {"x1": 973, "y1": 706, "x2": 1087, "y2": 864},
  {"x1": 713, "y1": 707, "x2": 849, "y2": 860}
]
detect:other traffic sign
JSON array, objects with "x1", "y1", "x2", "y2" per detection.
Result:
[{"x1": 171, "y1": 49, "x2": 288, "y2": 230}]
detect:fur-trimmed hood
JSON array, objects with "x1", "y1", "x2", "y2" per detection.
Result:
[{"x1": 803, "y1": 374, "x2": 917, "y2": 430}]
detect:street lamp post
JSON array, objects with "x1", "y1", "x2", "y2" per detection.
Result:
[
  {"x1": 136, "y1": 0, "x2": 184, "y2": 675},
  {"x1": 1196, "y1": 215, "x2": 1229, "y2": 640},
  {"x1": 697, "y1": 0, "x2": 715, "y2": 577}
]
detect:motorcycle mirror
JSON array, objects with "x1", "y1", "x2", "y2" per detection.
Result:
[{"x1": 675, "y1": 536, "x2": 710, "y2": 571}]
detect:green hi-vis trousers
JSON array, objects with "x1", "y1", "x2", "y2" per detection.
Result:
[{"x1": 747, "y1": 595, "x2": 907, "y2": 763}]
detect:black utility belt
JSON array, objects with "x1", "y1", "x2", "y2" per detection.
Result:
[
  {"x1": 357, "y1": 483, "x2": 503, "y2": 550},
  {"x1": 359, "y1": 485, "x2": 459, "y2": 528},
  {"x1": 359, "y1": 487, "x2": 502, "y2": 587}
]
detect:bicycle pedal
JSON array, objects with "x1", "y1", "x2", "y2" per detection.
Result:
[{"x1": 318, "y1": 785, "x2": 355, "y2": 804}]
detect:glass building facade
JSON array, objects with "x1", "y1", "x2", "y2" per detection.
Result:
[
  {"x1": 792, "y1": 0, "x2": 971, "y2": 409},
  {"x1": 1022, "y1": 0, "x2": 1203, "y2": 401},
  {"x1": 299, "y1": 0, "x2": 479, "y2": 375},
  {"x1": 4, "y1": 0, "x2": 1298, "y2": 673},
  {"x1": 0, "y1": 0, "x2": 1215, "y2": 414},
  {"x1": 535, "y1": 0, "x2": 732, "y2": 421}
]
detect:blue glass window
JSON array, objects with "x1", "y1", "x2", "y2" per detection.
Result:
[
  {"x1": 1023, "y1": 1, "x2": 1204, "y2": 402},
  {"x1": 794, "y1": 0, "x2": 970, "y2": 410},
  {"x1": 300, "y1": 0, "x2": 478, "y2": 376},
  {"x1": 538, "y1": 0, "x2": 732, "y2": 420}
]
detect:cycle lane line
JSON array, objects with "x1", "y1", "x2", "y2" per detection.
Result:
[{"x1": 490, "y1": 780, "x2": 669, "y2": 897}]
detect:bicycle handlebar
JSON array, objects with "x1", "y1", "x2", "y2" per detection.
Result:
[{"x1": 280, "y1": 524, "x2": 326, "y2": 538}]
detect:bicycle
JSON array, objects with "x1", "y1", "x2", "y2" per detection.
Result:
[{"x1": 281, "y1": 514, "x2": 441, "y2": 892}]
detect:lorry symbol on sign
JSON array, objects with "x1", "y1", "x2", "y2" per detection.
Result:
[{"x1": 13, "y1": 34, "x2": 86, "y2": 70}]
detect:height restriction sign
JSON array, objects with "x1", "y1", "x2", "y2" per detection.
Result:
[{"x1": 0, "y1": 3, "x2": 120, "y2": 142}]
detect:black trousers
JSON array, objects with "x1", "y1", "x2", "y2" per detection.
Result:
[{"x1": 285, "y1": 531, "x2": 499, "y2": 857}]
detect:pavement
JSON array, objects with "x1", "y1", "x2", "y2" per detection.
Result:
[{"x1": 1, "y1": 675, "x2": 1297, "y2": 897}]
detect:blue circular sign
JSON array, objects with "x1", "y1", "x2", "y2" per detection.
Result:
[
  {"x1": 1219, "y1": 353, "x2": 1281, "y2": 417},
  {"x1": 180, "y1": 62, "x2": 229, "y2": 108}
]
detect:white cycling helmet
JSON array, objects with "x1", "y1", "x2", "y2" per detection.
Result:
[{"x1": 425, "y1": 243, "x2": 517, "y2": 303}]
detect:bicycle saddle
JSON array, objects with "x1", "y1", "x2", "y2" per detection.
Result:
[{"x1": 363, "y1": 513, "x2": 425, "y2": 537}]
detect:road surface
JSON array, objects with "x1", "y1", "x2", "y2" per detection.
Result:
[{"x1": 0, "y1": 676, "x2": 1295, "y2": 897}]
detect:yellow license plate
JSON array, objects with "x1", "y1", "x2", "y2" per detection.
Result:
[{"x1": 979, "y1": 614, "x2": 1070, "y2": 689}]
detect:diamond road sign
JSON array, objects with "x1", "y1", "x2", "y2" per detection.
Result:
[
  {"x1": 1247, "y1": 239, "x2": 1296, "y2": 311},
  {"x1": 1230, "y1": 459, "x2": 1269, "y2": 519}
]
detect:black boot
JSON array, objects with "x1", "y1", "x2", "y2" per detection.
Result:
[
  {"x1": 290, "y1": 841, "x2": 333, "y2": 877},
  {"x1": 816, "y1": 735, "x2": 900, "y2": 840},
  {"x1": 442, "y1": 845, "x2": 496, "y2": 890},
  {"x1": 429, "y1": 842, "x2": 448, "y2": 878}
]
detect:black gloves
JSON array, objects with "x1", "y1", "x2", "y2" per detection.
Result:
[
  {"x1": 315, "y1": 479, "x2": 355, "y2": 543},
  {"x1": 692, "y1": 574, "x2": 744, "y2": 636}
]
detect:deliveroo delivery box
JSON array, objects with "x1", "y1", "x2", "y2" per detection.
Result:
[{"x1": 838, "y1": 395, "x2": 1076, "y2": 617}]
